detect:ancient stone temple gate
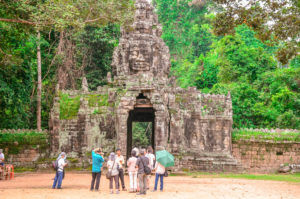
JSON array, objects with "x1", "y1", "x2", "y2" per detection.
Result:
[{"x1": 49, "y1": 0, "x2": 240, "y2": 171}]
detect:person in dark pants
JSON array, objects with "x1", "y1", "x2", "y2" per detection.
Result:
[
  {"x1": 116, "y1": 148, "x2": 127, "y2": 191},
  {"x1": 136, "y1": 149, "x2": 149, "y2": 195},
  {"x1": 152, "y1": 161, "x2": 166, "y2": 192},
  {"x1": 90, "y1": 148, "x2": 104, "y2": 191}
]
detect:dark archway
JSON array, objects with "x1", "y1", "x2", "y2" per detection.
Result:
[{"x1": 127, "y1": 94, "x2": 155, "y2": 159}]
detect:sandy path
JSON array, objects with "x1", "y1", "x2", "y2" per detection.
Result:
[{"x1": 0, "y1": 172, "x2": 300, "y2": 199}]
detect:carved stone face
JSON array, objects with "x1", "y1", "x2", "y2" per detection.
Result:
[{"x1": 129, "y1": 43, "x2": 151, "y2": 72}]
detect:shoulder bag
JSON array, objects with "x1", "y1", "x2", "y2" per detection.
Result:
[{"x1": 106, "y1": 160, "x2": 116, "y2": 179}]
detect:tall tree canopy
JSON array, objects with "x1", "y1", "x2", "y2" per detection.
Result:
[
  {"x1": 154, "y1": 0, "x2": 299, "y2": 129},
  {"x1": 212, "y1": 0, "x2": 300, "y2": 64}
]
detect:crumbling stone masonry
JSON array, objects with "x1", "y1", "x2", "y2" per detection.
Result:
[{"x1": 49, "y1": 0, "x2": 241, "y2": 172}]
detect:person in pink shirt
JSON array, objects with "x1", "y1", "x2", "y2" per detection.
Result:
[{"x1": 127, "y1": 150, "x2": 138, "y2": 193}]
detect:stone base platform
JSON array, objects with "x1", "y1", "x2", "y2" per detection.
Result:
[{"x1": 172, "y1": 152, "x2": 244, "y2": 173}]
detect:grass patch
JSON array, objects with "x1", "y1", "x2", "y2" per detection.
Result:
[
  {"x1": 185, "y1": 172, "x2": 300, "y2": 183},
  {"x1": 232, "y1": 129, "x2": 300, "y2": 142},
  {"x1": 14, "y1": 167, "x2": 36, "y2": 173}
]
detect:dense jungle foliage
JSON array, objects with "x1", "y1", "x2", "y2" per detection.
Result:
[{"x1": 0, "y1": 0, "x2": 299, "y2": 130}]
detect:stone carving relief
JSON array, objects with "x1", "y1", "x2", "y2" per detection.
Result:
[{"x1": 129, "y1": 43, "x2": 151, "y2": 73}]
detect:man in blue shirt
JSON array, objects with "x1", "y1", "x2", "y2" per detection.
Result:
[{"x1": 90, "y1": 148, "x2": 104, "y2": 191}]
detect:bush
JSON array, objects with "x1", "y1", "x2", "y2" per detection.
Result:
[
  {"x1": 0, "y1": 131, "x2": 49, "y2": 154},
  {"x1": 232, "y1": 129, "x2": 300, "y2": 142}
]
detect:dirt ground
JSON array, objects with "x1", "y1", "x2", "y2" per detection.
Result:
[{"x1": 1, "y1": 172, "x2": 300, "y2": 199}]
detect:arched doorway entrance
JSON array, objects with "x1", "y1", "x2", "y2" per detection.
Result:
[{"x1": 126, "y1": 93, "x2": 155, "y2": 159}]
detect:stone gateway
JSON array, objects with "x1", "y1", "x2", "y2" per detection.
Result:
[{"x1": 49, "y1": 0, "x2": 241, "y2": 172}]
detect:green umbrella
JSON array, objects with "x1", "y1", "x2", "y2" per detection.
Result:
[{"x1": 155, "y1": 150, "x2": 174, "y2": 168}]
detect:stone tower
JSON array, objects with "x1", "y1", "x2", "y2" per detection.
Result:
[{"x1": 49, "y1": 0, "x2": 241, "y2": 172}]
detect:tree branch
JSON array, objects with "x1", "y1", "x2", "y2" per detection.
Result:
[
  {"x1": 0, "y1": 18, "x2": 36, "y2": 25},
  {"x1": 84, "y1": 16, "x2": 109, "y2": 24}
]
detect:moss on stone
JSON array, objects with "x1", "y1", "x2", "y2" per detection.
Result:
[
  {"x1": 169, "y1": 109, "x2": 177, "y2": 114},
  {"x1": 59, "y1": 93, "x2": 81, "y2": 120},
  {"x1": 175, "y1": 93, "x2": 189, "y2": 104},
  {"x1": 87, "y1": 93, "x2": 109, "y2": 107}
]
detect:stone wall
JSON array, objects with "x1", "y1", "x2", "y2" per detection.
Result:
[
  {"x1": 233, "y1": 140, "x2": 300, "y2": 173},
  {"x1": 49, "y1": 87, "x2": 117, "y2": 158},
  {"x1": 0, "y1": 130, "x2": 50, "y2": 169},
  {"x1": 6, "y1": 148, "x2": 47, "y2": 169}
]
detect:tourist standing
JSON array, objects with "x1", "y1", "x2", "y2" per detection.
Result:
[
  {"x1": 90, "y1": 148, "x2": 104, "y2": 191},
  {"x1": 0, "y1": 149, "x2": 4, "y2": 166},
  {"x1": 116, "y1": 148, "x2": 127, "y2": 191},
  {"x1": 136, "y1": 149, "x2": 149, "y2": 195},
  {"x1": 127, "y1": 150, "x2": 138, "y2": 192},
  {"x1": 133, "y1": 147, "x2": 139, "y2": 158},
  {"x1": 152, "y1": 161, "x2": 166, "y2": 192},
  {"x1": 145, "y1": 146, "x2": 155, "y2": 189},
  {"x1": 132, "y1": 147, "x2": 140, "y2": 191},
  {"x1": 52, "y1": 152, "x2": 67, "y2": 189},
  {"x1": 107, "y1": 152, "x2": 120, "y2": 194}
]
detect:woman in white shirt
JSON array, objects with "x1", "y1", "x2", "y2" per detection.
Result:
[
  {"x1": 107, "y1": 152, "x2": 120, "y2": 194},
  {"x1": 152, "y1": 161, "x2": 165, "y2": 192},
  {"x1": 52, "y1": 152, "x2": 67, "y2": 189}
]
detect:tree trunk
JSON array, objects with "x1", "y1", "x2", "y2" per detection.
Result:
[
  {"x1": 37, "y1": 31, "x2": 42, "y2": 131},
  {"x1": 56, "y1": 30, "x2": 82, "y2": 90}
]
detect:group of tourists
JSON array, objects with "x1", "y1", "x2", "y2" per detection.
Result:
[{"x1": 52, "y1": 146, "x2": 166, "y2": 195}]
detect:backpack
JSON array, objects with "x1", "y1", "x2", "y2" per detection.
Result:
[
  {"x1": 52, "y1": 159, "x2": 59, "y2": 171},
  {"x1": 141, "y1": 157, "x2": 151, "y2": 175}
]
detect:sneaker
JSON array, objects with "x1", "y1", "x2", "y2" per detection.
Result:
[
  {"x1": 160, "y1": 190, "x2": 163, "y2": 192},
  {"x1": 151, "y1": 190, "x2": 157, "y2": 192},
  {"x1": 110, "y1": 190, "x2": 114, "y2": 194},
  {"x1": 116, "y1": 190, "x2": 120, "y2": 194},
  {"x1": 122, "y1": 188, "x2": 127, "y2": 191}
]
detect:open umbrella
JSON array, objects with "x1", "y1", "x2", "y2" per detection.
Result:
[{"x1": 155, "y1": 150, "x2": 174, "y2": 168}]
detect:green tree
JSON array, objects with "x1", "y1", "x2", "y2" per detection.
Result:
[
  {"x1": 132, "y1": 122, "x2": 152, "y2": 148},
  {"x1": 0, "y1": 0, "x2": 135, "y2": 129},
  {"x1": 74, "y1": 25, "x2": 120, "y2": 90},
  {"x1": 212, "y1": 0, "x2": 300, "y2": 64}
]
